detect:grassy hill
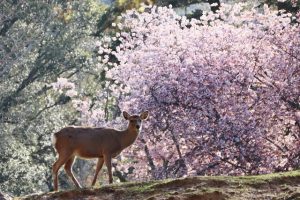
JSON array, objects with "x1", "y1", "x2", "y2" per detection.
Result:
[{"x1": 16, "y1": 170, "x2": 300, "y2": 200}]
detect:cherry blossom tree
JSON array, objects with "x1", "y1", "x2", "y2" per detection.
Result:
[{"x1": 74, "y1": 3, "x2": 300, "y2": 180}]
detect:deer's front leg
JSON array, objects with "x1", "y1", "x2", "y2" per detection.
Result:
[
  {"x1": 104, "y1": 155, "x2": 113, "y2": 184},
  {"x1": 91, "y1": 157, "x2": 104, "y2": 186}
]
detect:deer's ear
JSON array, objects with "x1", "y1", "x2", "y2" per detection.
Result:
[
  {"x1": 140, "y1": 110, "x2": 149, "y2": 120},
  {"x1": 123, "y1": 111, "x2": 130, "y2": 120}
]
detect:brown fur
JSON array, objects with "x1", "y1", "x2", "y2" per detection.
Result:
[{"x1": 52, "y1": 111, "x2": 148, "y2": 191}]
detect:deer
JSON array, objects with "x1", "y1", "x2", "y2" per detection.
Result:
[{"x1": 52, "y1": 110, "x2": 149, "y2": 191}]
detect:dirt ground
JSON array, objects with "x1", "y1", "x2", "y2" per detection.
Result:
[{"x1": 16, "y1": 170, "x2": 300, "y2": 200}]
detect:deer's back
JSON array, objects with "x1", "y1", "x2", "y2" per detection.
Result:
[{"x1": 53, "y1": 126, "x2": 122, "y2": 158}]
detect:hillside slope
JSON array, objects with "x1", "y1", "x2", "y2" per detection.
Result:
[{"x1": 16, "y1": 170, "x2": 300, "y2": 200}]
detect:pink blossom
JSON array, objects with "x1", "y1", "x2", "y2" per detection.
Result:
[{"x1": 79, "y1": 3, "x2": 300, "y2": 180}]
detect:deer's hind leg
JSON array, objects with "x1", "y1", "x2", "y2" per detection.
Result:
[
  {"x1": 52, "y1": 151, "x2": 73, "y2": 191},
  {"x1": 64, "y1": 156, "x2": 82, "y2": 189}
]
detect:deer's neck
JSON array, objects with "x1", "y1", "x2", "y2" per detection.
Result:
[{"x1": 120, "y1": 126, "x2": 140, "y2": 150}]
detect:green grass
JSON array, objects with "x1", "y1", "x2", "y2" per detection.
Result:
[{"x1": 15, "y1": 170, "x2": 300, "y2": 200}]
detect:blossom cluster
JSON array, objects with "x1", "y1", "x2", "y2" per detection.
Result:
[
  {"x1": 93, "y1": 3, "x2": 299, "y2": 179},
  {"x1": 51, "y1": 78, "x2": 78, "y2": 97}
]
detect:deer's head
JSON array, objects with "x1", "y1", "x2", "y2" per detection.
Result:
[{"x1": 123, "y1": 111, "x2": 149, "y2": 131}]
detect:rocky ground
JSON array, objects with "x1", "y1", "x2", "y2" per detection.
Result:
[{"x1": 15, "y1": 170, "x2": 300, "y2": 200}]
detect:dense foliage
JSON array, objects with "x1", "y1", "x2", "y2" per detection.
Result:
[
  {"x1": 0, "y1": 0, "x2": 105, "y2": 195},
  {"x1": 1, "y1": 0, "x2": 299, "y2": 197}
]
